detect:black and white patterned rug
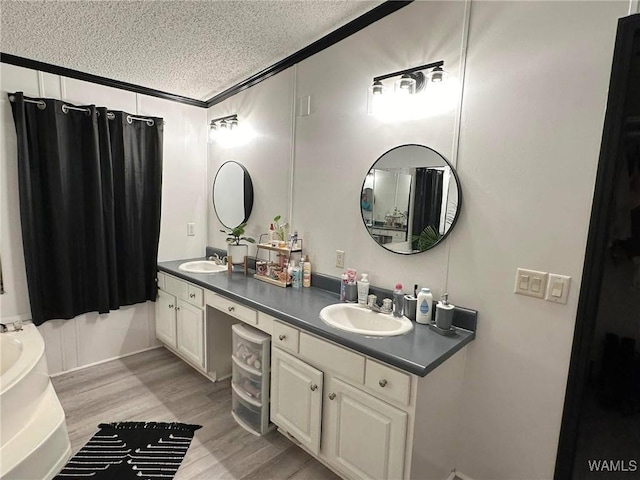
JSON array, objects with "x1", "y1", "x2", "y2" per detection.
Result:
[{"x1": 55, "y1": 422, "x2": 201, "y2": 479}]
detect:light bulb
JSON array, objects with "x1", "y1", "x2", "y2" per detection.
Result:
[
  {"x1": 428, "y1": 66, "x2": 447, "y2": 83},
  {"x1": 396, "y1": 74, "x2": 416, "y2": 95},
  {"x1": 371, "y1": 80, "x2": 384, "y2": 96}
]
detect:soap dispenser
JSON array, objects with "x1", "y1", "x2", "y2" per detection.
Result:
[{"x1": 435, "y1": 293, "x2": 455, "y2": 330}]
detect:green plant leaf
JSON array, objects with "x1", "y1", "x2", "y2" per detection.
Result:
[{"x1": 411, "y1": 226, "x2": 441, "y2": 252}]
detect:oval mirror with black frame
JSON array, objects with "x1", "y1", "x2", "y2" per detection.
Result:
[
  {"x1": 213, "y1": 161, "x2": 254, "y2": 228},
  {"x1": 361, "y1": 144, "x2": 461, "y2": 254}
]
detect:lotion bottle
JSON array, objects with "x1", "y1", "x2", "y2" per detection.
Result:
[
  {"x1": 416, "y1": 287, "x2": 433, "y2": 324},
  {"x1": 357, "y1": 274, "x2": 370, "y2": 306},
  {"x1": 302, "y1": 255, "x2": 311, "y2": 287}
]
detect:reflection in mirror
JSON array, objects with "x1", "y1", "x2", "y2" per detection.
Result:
[
  {"x1": 213, "y1": 161, "x2": 254, "y2": 228},
  {"x1": 361, "y1": 144, "x2": 461, "y2": 254}
]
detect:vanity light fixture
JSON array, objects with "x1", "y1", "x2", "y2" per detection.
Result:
[
  {"x1": 370, "y1": 60, "x2": 446, "y2": 96},
  {"x1": 427, "y1": 65, "x2": 447, "y2": 83},
  {"x1": 209, "y1": 114, "x2": 238, "y2": 142}
]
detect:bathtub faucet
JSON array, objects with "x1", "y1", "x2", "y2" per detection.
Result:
[{"x1": 0, "y1": 320, "x2": 23, "y2": 332}]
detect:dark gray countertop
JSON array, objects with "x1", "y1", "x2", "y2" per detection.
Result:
[{"x1": 158, "y1": 258, "x2": 475, "y2": 377}]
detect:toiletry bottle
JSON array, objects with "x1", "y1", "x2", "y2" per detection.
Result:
[
  {"x1": 357, "y1": 274, "x2": 370, "y2": 306},
  {"x1": 288, "y1": 260, "x2": 295, "y2": 285},
  {"x1": 269, "y1": 223, "x2": 276, "y2": 245},
  {"x1": 392, "y1": 283, "x2": 404, "y2": 317},
  {"x1": 346, "y1": 268, "x2": 357, "y2": 284},
  {"x1": 340, "y1": 273, "x2": 348, "y2": 302},
  {"x1": 292, "y1": 265, "x2": 302, "y2": 288},
  {"x1": 303, "y1": 255, "x2": 311, "y2": 287},
  {"x1": 416, "y1": 287, "x2": 433, "y2": 324},
  {"x1": 435, "y1": 293, "x2": 455, "y2": 330}
]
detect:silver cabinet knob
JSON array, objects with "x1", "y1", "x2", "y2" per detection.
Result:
[
  {"x1": 310, "y1": 384, "x2": 317, "y2": 391},
  {"x1": 168, "y1": 304, "x2": 174, "y2": 309},
  {"x1": 228, "y1": 306, "x2": 235, "y2": 312},
  {"x1": 175, "y1": 306, "x2": 180, "y2": 311},
  {"x1": 279, "y1": 334, "x2": 286, "y2": 341},
  {"x1": 190, "y1": 293, "x2": 195, "y2": 298},
  {"x1": 328, "y1": 393, "x2": 336, "y2": 400},
  {"x1": 379, "y1": 379, "x2": 388, "y2": 388}
]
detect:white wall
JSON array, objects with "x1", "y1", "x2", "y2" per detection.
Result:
[
  {"x1": 208, "y1": 69, "x2": 295, "y2": 252},
  {"x1": 205, "y1": 1, "x2": 632, "y2": 478},
  {"x1": 0, "y1": 63, "x2": 207, "y2": 374},
  {"x1": 453, "y1": 1, "x2": 629, "y2": 478}
]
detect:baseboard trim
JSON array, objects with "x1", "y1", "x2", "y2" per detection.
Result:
[{"x1": 49, "y1": 345, "x2": 163, "y2": 377}]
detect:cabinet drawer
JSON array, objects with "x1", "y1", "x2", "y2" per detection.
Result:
[
  {"x1": 232, "y1": 323, "x2": 269, "y2": 372},
  {"x1": 273, "y1": 321, "x2": 299, "y2": 354},
  {"x1": 256, "y1": 311, "x2": 275, "y2": 335},
  {"x1": 209, "y1": 294, "x2": 257, "y2": 325},
  {"x1": 232, "y1": 357, "x2": 263, "y2": 403},
  {"x1": 365, "y1": 359, "x2": 411, "y2": 406},
  {"x1": 232, "y1": 389, "x2": 264, "y2": 434},
  {"x1": 187, "y1": 284, "x2": 203, "y2": 307},
  {"x1": 164, "y1": 274, "x2": 188, "y2": 300},
  {"x1": 299, "y1": 333, "x2": 364, "y2": 385}
]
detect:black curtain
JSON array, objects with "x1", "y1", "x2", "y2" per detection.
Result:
[
  {"x1": 9, "y1": 92, "x2": 163, "y2": 325},
  {"x1": 412, "y1": 167, "x2": 444, "y2": 235}
]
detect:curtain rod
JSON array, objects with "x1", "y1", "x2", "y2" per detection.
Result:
[{"x1": 8, "y1": 95, "x2": 163, "y2": 125}]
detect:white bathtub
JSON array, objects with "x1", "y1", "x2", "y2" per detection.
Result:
[{"x1": 0, "y1": 323, "x2": 71, "y2": 479}]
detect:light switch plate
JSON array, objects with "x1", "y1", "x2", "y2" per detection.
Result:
[
  {"x1": 336, "y1": 250, "x2": 345, "y2": 268},
  {"x1": 514, "y1": 268, "x2": 548, "y2": 299},
  {"x1": 545, "y1": 274, "x2": 571, "y2": 304},
  {"x1": 297, "y1": 96, "x2": 311, "y2": 116}
]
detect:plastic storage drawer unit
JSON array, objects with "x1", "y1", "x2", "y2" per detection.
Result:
[{"x1": 231, "y1": 323, "x2": 271, "y2": 435}]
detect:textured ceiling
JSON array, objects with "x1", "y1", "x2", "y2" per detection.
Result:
[{"x1": 0, "y1": 0, "x2": 382, "y2": 101}]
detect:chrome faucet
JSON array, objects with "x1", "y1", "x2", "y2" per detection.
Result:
[
  {"x1": 208, "y1": 253, "x2": 228, "y2": 265},
  {"x1": 367, "y1": 304, "x2": 384, "y2": 314}
]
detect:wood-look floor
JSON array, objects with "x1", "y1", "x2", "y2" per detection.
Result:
[{"x1": 51, "y1": 347, "x2": 340, "y2": 480}]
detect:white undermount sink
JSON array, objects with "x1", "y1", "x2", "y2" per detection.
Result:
[
  {"x1": 178, "y1": 260, "x2": 227, "y2": 273},
  {"x1": 319, "y1": 303, "x2": 413, "y2": 337}
]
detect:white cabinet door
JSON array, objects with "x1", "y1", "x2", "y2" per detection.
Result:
[
  {"x1": 155, "y1": 289, "x2": 177, "y2": 348},
  {"x1": 271, "y1": 347, "x2": 323, "y2": 455},
  {"x1": 324, "y1": 376, "x2": 407, "y2": 480},
  {"x1": 176, "y1": 299, "x2": 205, "y2": 369}
]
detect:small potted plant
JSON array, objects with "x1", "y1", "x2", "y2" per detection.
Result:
[
  {"x1": 220, "y1": 222, "x2": 255, "y2": 264},
  {"x1": 272, "y1": 215, "x2": 288, "y2": 245}
]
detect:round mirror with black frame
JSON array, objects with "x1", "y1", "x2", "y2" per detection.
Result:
[
  {"x1": 361, "y1": 144, "x2": 461, "y2": 254},
  {"x1": 213, "y1": 161, "x2": 254, "y2": 228}
]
